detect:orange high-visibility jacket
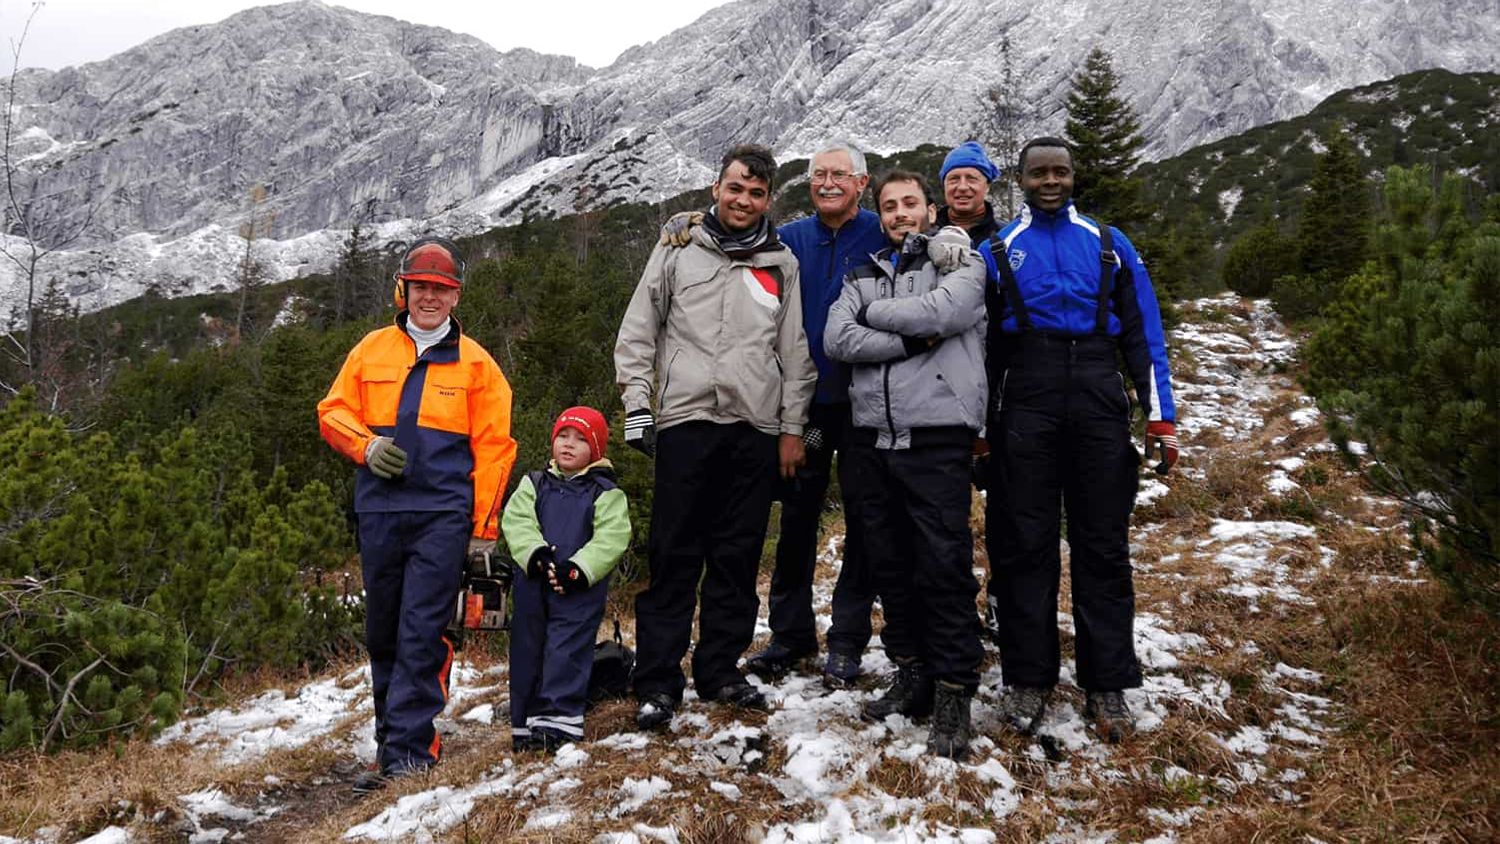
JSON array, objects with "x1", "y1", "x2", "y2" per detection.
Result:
[{"x1": 318, "y1": 316, "x2": 517, "y2": 540}]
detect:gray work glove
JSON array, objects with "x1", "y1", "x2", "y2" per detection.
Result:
[
  {"x1": 466, "y1": 538, "x2": 497, "y2": 576},
  {"x1": 927, "y1": 225, "x2": 972, "y2": 274},
  {"x1": 365, "y1": 436, "x2": 407, "y2": 479},
  {"x1": 658, "y1": 211, "x2": 704, "y2": 248}
]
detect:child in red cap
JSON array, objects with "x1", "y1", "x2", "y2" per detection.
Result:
[{"x1": 501, "y1": 406, "x2": 630, "y2": 753}]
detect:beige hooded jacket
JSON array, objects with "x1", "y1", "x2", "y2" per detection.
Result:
[{"x1": 614, "y1": 225, "x2": 816, "y2": 437}]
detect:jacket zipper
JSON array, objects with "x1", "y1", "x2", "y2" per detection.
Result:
[
  {"x1": 883, "y1": 362, "x2": 896, "y2": 442},
  {"x1": 659, "y1": 348, "x2": 681, "y2": 407}
]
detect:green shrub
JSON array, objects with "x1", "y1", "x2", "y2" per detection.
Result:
[
  {"x1": 0, "y1": 390, "x2": 359, "y2": 751},
  {"x1": 1304, "y1": 166, "x2": 1500, "y2": 611}
]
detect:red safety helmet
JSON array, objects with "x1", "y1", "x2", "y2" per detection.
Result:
[{"x1": 392, "y1": 236, "x2": 465, "y2": 307}]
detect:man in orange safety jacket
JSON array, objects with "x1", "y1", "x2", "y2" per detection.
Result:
[{"x1": 318, "y1": 236, "x2": 516, "y2": 793}]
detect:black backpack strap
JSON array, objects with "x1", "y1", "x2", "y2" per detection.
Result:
[
  {"x1": 1094, "y1": 222, "x2": 1120, "y2": 335},
  {"x1": 987, "y1": 232, "x2": 1033, "y2": 331}
]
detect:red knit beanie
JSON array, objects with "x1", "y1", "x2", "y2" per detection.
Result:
[{"x1": 552, "y1": 406, "x2": 609, "y2": 461}]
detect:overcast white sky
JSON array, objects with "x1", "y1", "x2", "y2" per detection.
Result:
[{"x1": 0, "y1": 0, "x2": 732, "y2": 71}]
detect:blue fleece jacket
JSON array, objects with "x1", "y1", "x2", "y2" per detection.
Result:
[
  {"x1": 778, "y1": 208, "x2": 887, "y2": 404},
  {"x1": 978, "y1": 201, "x2": 1176, "y2": 423}
]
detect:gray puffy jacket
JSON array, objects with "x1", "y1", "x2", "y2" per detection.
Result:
[
  {"x1": 614, "y1": 226, "x2": 817, "y2": 436},
  {"x1": 824, "y1": 233, "x2": 987, "y2": 449}
]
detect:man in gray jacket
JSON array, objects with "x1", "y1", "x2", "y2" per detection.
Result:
[
  {"x1": 615, "y1": 143, "x2": 818, "y2": 729},
  {"x1": 824, "y1": 169, "x2": 987, "y2": 759}
]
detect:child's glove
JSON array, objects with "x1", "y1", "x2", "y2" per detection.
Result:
[
  {"x1": 549, "y1": 559, "x2": 590, "y2": 595},
  {"x1": 527, "y1": 546, "x2": 555, "y2": 580}
]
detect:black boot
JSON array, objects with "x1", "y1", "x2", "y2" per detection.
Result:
[
  {"x1": 1084, "y1": 690, "x2": 1135, "y2": 743},
  {"x1": 860, "y1": 658, "x2": 934, "y2": 722},
  {"x1": 745, "y1": 642, "x2": 815, "y2": 680},
  {"x1": 927, "y1": 680, "x2": 973, "y2": 759}
]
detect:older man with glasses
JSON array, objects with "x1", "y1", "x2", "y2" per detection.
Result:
[{"x1": 659, "y1": 144, "x2": 971, "y2": 690}]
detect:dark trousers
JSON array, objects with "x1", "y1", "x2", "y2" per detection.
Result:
[
  {"x1": 358, "y1": 509, "x2": 468, "y2": 771},
  {"x1": 632, "y1": 421, "x2": 777, "y2": 702},
  {"x1": 509, "y1": 567, "x2": 611, "y2": 740},
  {"x1": 767, "y1": 402, "x2": 875, "y2": 657},
  {"x1": 987, "y1": 337, "x2": 1143, "y2": 692},
  {"x1": 844, "y1": 441, "x2": 983, "y2": 689}
]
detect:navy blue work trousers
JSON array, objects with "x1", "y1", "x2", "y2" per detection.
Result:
[{"x1": 358, "y1": 509, "x2": 468, "y2": 772}]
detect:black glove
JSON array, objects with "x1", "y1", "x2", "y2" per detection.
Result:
[
  {"x1": 625, "y1": 409, "x2": 657, "y2": 457},
  {"x1": 527, "y1": 546, "x2": 555, "y2": 580},
  {"x1": 901, "y1": 335, "x2": 934, "y2": 357},
  {"x1": 550, "y1": 559, "x2": 590, "y2": 595},
  {"x1": 801, "y1": 426, "x2": 825, "y2": 452},
  {"x1": 855, "y1": 303, "x2": 871, "y2": 327},
  {"x1": 971, "y1": 439, "x2": 991, "y2": 490}
]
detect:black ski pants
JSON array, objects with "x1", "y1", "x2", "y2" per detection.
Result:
[
  {"x1": 844, "y1": 439, "x2": 983, "y2": 689},
  {"x1": 632, "y1": 421, "x2": 777, "y2": 703},
  {"x1": 987, "y1": 334, "x2": 1142, "y2": 692},
  {"x1": 766, "y1": 401, "x2": 875, "y2": 658}
]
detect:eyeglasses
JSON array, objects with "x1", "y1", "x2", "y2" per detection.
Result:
[{"x1": 811, "y1": 169, "x2": 857, "y2": 185}]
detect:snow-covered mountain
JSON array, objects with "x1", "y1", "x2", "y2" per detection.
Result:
[{"x1": 3, "y1": 0, "x2": 1496, "y2": 316}]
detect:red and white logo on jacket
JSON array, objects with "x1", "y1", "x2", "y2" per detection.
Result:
[{"x1": 743, "y1": 267, "x2": 780, "y2": 310}]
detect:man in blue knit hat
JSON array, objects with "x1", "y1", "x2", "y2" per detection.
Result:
[
  {"x1": 937, "y1": 141, "x2": 1003, "y2": 245},
  {"x1": 937, "y1": 141, "x2": 1007, "y2": 645}
]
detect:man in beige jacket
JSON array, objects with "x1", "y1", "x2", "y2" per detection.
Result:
[{"x1": 615, "y1": 143, "x2": 817, "y2": 729}]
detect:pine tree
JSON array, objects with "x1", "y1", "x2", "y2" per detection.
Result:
[
  {"x1": 978, "y1": 34, "x2": 1025, "y2": 219},
  {"x1": 1221, "y1": 219, "x2": 1298, "y2": 297},
  {"x1": 1295, "y1": 131, "x2": 1371, "y2": 282},
  {"x1": 1064, "y1": 47, "x2": 1146, "y2": 224}
]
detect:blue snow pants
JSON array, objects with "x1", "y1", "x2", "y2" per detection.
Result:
[{"x1": 509, "y1": 569, "x2": 611, "y2": 742}]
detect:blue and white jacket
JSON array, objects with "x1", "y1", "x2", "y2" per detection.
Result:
[{"x1": 978, "y1": 201, "x2": 1176, "y2": 423}]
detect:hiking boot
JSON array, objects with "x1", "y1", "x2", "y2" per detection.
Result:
[
  {"x1": 635, "y1": 691, "x2": 678, "y2": 731},
  {"x1": 860, "y1": 659, "x2": 935, "y2": 722},
  {"x1": 1084, "y1": 690, "x2": 1135, "y2": 743},
  {"x1": 533, "y1": 727, "x2": 575, "y2": 754},
  {"x1": 512, "y1": 732, "x2": 540, "y2": 753},
  {"x1": 927, "y1": 680, "x2": 974, "y2": 760},
  {"x1": 352, "y1": 768, "x2": 390, "y2": 794},
  {"x1": 744, "y1": 642, "x2": 815, "y2": 680},
  {"x1": 998, "y1": 685, "x2": 1052, "y2": 734},
  {"x1": 822, "y1": 652, "x2": 862, "y2": 690},
  {"x1": 713, "y1": 681, "x2": 769, "y2": 712},
  {"x1": 351, "y1": 761, "x2": 425, "y2": 795}
]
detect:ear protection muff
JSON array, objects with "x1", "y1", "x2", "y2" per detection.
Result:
[{"x1": 392, "y1": 235, "x2": 467, "y2": 308}]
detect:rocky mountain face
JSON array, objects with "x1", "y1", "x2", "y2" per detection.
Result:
[{"x1": 3, "y1": 0, "x2": 1497, "y2": 314}]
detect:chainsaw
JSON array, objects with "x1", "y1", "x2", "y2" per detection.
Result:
[{"x1": 449, "y1": 549, "x2": 513, "y2": 641}]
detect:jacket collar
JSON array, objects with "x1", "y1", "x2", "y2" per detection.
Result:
[{"x1": 547, "y1": 457, "x2": 616, "y2": 480}]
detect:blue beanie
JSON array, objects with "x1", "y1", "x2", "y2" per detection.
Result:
[{"x1": 940, "y1": 141, "x2": 999, "y2": 183}]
